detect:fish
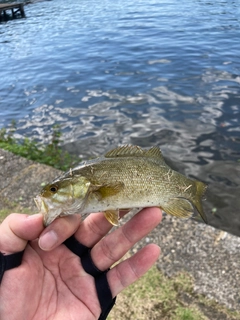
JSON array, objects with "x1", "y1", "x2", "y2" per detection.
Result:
[{"x1": 34, "y1": 145, "x2": 207, "y2": 227}]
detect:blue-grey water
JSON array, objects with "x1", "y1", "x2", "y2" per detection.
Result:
[{"x1": 0, "y1": 0, "x2": 240, "y2": 235}]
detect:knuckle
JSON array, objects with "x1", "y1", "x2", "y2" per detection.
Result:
[
  {"x1": 100, "y1": 237, "x2": 117, "y2": 262},
  {"x1": 87, "y1": 217, "x2": 106, "y2": 238}
]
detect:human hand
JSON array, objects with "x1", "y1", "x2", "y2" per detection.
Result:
[{"x1": 0, "y1": 208, "x2": 162, "y2": 320}]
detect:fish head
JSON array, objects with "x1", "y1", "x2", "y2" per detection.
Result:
[{"x1": 35, "y1": 176, "x2": 90, "y2": 226}]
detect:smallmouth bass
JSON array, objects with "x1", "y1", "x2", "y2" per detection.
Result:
[{"x1": 35, "y1": 145, "x2": 207, "y2": 226}]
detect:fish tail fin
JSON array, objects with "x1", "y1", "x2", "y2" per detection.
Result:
[
  {"x1": 160, "y1": 180, "x2": 207, "y2": 223},
  {"x1": 192, "y1": 180, "x2": 208, "y2": 223}
]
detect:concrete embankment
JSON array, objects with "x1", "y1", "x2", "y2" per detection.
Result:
[{"x1": 0, "y1": 148, "x2": 239, "y2": 315}]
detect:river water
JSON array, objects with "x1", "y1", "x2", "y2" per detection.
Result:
[{"x1": 0, "y1": 0, "x2": 240, "y2": 236}]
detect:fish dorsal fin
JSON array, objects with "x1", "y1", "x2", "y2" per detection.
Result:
[
  {"x1": 144, "y1": 146, "x2": 163, "y2": 159},
  {"x1": 105, "y1": 145, "x2": 144, "y2": 158},
  {"x1": 105, "y1": 145, "x2": 164, "y2": 160}
]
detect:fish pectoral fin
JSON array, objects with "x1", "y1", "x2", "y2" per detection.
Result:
[
  {"x1": 93, "y1": 182, "x2": 124, "y2": 199},
  {"x1": 104, "y1": 210, "x2": 119, "y2": 226},
  {"x1": 161, "y1": 197, "x2": 194, "y2": 219}
]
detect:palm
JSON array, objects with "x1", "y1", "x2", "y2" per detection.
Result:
[
  {"x1": 4, "y1": 242, "x2": 100, "y2": 320},
  {"x1": 0, "y1": 208, "x2": 162, "y2": 320}
]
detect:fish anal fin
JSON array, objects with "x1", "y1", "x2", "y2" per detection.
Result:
[
  {"x1": 161, "y1": 197, "x2": 194, "y2": 219},
  {"x1": 104, "y1": 210, "x2": 119, "y2": 226}
]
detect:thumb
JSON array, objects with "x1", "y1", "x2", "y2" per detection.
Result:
[{"x1": 0, "y1": 213, "x2": 44, "y2": 255}]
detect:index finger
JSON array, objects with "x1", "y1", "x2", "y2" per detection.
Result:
[
  {"x1": 0, "y1": 213, "x2": 43, "y2": 255},
  {"x1": 73, "y1": 209, "x2": 132, "y2": 248},
  {"x1": 73, "y1": 211, "x2": 115, "y2": 247},
  {"x1": 74, "y1": 207, "x2": 162, "y2": 251}
]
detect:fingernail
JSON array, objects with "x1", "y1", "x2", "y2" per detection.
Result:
[
  {"x1": 39, "y1": 230, "x2": 58, "y2": 251},
  {"x1": 27, "y1": 213, "x2": 42, "y2": 220}
]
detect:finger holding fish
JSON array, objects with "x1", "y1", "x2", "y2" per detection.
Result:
[
  {"x1": 72, "y1": 209, "x2": 129, "y2": 248},
  {"x1": 37, "y1": 208, "x2": 132, "y2": 252},
  {"x1": 0, "y1": 213, "x2": 43, "y2": 255},
  {"x1": 38, "y1": 214, "x2": 81, "y2": 251},
  {"x1": 89, "y1": 207, "x2": 162, "y2": 272}
]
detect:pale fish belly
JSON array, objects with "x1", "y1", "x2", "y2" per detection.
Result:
[{"x1": 81, "y1": 185, "x2": 162, "y2": 214}]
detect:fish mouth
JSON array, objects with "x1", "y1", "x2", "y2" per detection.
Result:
[
  {"x1": 34, "y1": 195, "x2": 81, "y2": 226},
  {"x1": 34, "y1": 195, "x2": 47, "y2": 213},
  {"x1": 34, "y1": 195, "x2": 62, "y2": 227}
]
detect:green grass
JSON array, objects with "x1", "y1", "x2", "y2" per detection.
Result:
[
  {"x1": 108, "y1": 264, "x2": 240, "y2": 320},
  {"x1": 0, "y1": 207, "x2": 32, "y2": 223},
  {"x1": 0, "y1": 209, "x2": 12, "y2": 220},
  {"x1": 0, "y1": 121, "x2": 78, "y2": 171},
  {"x1": 173, "y1": 307, "x2": 204, "y2": 320}
]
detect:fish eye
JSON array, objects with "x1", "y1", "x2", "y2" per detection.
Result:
[{"x1": 49, "y1": 185, "x2": 58, "y2": 193}]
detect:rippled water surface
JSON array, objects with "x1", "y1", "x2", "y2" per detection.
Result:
[{"x1": 0, "y1": 0, "x2": 240, "y2": 235}]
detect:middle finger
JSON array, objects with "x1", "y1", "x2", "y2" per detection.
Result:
[
  {"x1": 73, "y1": 210, "x2": 130, "y2": 248},
  {"x1": 90, "y1": 207, "x2": 162, "y2": 271}
]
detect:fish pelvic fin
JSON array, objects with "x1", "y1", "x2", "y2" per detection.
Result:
[{"x1": 104, "y1": 210, "x2": 119, "y2": 226}]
